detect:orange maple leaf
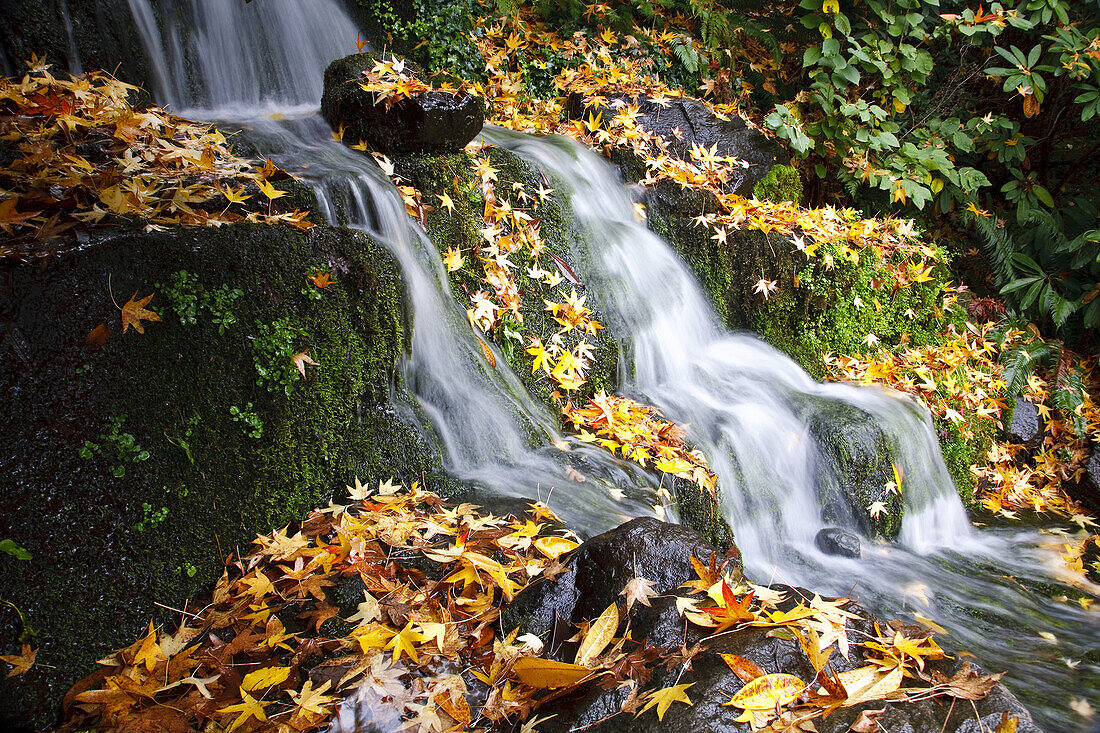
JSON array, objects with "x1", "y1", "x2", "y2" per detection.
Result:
[
  {"x1": 120, "y1": 292, "x2": 161, "y2": 334},
  {"x1": 291, "y1": 350, "x2": 319, "y2": 378},
  {"x1": 309, "y1": 271, "x2": 335, "y2": 289}
]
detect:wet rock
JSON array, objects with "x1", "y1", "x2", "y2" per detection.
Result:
[
  {"x1": 501, "y1": 517, "x2": 737, "y2": 640},
  {"x1": 507, "y1": 518, "x2": 1043, "y2": 733},
  {"x1": 806, "y1": 399, "x2": 902, "y2": 540},
  {"x1": 321, "y1": 54, "x2": 483, "y2": 155},
  {"x1": 1082, "y1": 536, "x2": 1100, "y2": 584},
  {"x1": 1005, "y1": 397, "x2": 1042, "y2": 449},
  {"x1": 1071, "y1": 448, "x2": 1100, "y2": 516},
  {"x1": 815, "y1": 527, "x2": 861, "y2": 558},
  {"x1": 564, "y1": 92, "x2": 783, "y2": 196}
]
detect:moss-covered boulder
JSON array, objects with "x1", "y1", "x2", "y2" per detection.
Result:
[
  {"x1": 753, "y1": 163, "x2": 803, "y2": 204},
  {"x1": 565, "y1": 93, "x2": 784, "y2": 196},
  {"x1": 0, "y1": 222, "x2": 457, "y2": 727},
  {"x1": 321, "y1": 53, "x2": 483, "y2": 155},
  {"x1": 806, "y1": 400, "x2": 903, "y2": 539}
]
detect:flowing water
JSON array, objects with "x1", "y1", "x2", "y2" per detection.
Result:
[{"x1": 120, "y1": 1, "x2": 1099, "y2": 729}]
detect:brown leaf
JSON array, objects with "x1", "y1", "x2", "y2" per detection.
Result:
[
  {"x1": 291, "y1": 350, "x2": 318, "y2": 378},
  {"x1": 84, "y1": 323, "x2": 111, "y2": 350},
  {"x1": 931, "y1": 660, "x2": 1004, "y2": 701},
  {"x1": 476, "y1": 337, "x2": 496, "y2": 367},
  {"x1": 849, "y1": 708, "x2": 885, "y2": 732},
  {"x1": 620, "y1": 576, "x2": 659, "y2": 612},
  {"x1": 512, "y1": 657, "x2": 593, "y2": 689},
  {"x1": 0, "y1": 644, "x2": 37, "y2": 677}
]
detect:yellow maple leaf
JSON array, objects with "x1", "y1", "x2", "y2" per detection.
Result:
[
  {"x1": 217, "y1": 690, "x2": 270, "y2": 732},
  {"x1": 120, "y1": 291, "x2": 161, "y2": 334},
  {"x1": 0, "y1": 644, "x2": 37, "y2": 678},
  {"x1": 636, "y1": 682, "x2": 694, "y2": 721}
]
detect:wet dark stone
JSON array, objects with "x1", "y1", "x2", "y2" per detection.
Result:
[
  {"x1": 1071, "y1": 449, "x2": 1100, "y2": 516},
  {"x1": 507, "y1": 520, "x2": 1043, "y2": 733},
  {"x1": 321, "y1": 54, "x2": 483, "y2": 155},
  {"x1": 1082, "y1": 536, "x2": 1100, "y2": 584},
  {"x1": 564, "y1": 92, "x2": 784, "y2": 196},
  {"x1": 1006, "y1": 397, "x2": 1042, "y2": 448},
  {"x1": 806, "y1": 398, "x2": 902, "y2": 540},
  {"x1": 501, "y1": 517, "x2": 736, "y2": 642},
  {"x1": 815, "y1": 527, "x2": 861, "y2": 558}
]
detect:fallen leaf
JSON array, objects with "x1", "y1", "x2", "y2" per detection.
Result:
[
  {"x1": 291, "y1": 350, "x2": 319, "y2": 378},
  {"x1": 718, "y1": 654, "x2": 765, "y2": 683},
  {"x1": 576, "y1": 602, "x2": 618, "y2": 667},
  {"x1": 850, "y1": 707, "x2": 886, "y2": 732},
  {"x1": 84, "y1": 323, "x2": 111, "y2": 350},
  {"x1": 120, "y1": 291, "x2": 161, "y2": 334},
  {"x1": 240, "y1": 665, "x2": 291, "y2": 692},
  {"x1": 0, "y1": 644, "x2": 37, "y2": 678},
  {"x1": 512, "y1": 657, "x2": 593, "y2": 688},
  {"x1": 724, "y1": 673, "x2": 804, "y2": 710},
  {"x1": 636, "y1": 682, "x2": 694, "y2": 721},
  {"x1": 620, "y1": 576, "x2": 659, "y2": 612}
]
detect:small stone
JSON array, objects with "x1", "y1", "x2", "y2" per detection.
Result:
[
  {"x1": 1005, "y1": 397, "x2": 1041, "y2": 448},
  {"x1": 815, "y1": 527, "x2": 861, "y2": 558},
  {"x1": 1071, "y1": 449, "x2": 1100, "y2": 516},
  {"x1": 321, "y1": 54, "x2": 483, "y2": 155}
]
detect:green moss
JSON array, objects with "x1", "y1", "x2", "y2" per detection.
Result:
[
  {"x1": 752, "y1": 164, "x2": 803, "y2": 204},
  {"x1": 671, "y1": 479, "x2": 736, "y2": 555},
  {"x1": 0, "y1": 222, "x2": 460, "y2": 727}
]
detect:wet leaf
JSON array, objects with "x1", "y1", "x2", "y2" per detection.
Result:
[
  {"x1": 725, "y1": 673, "x2": 804, "y2": 710},
  {"x1": 576, "y1": 602, "x2": 618, "y2": 667},
  {"x1": 120, "y1": 292, "x2": 161, "y2": 335},
  {"x1": 636, "y1": 682, "x2": 694, "y2": 721},
  {"x1": 512, "y1": 657, "x2": 593, "y2": 688},
  {"x1": 240, "y1": 665, "x2": 290, "y2": 692}
]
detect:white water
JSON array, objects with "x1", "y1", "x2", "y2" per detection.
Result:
[{"x1": 118, "y1": 2, "x2": 1099, "y2": 730}]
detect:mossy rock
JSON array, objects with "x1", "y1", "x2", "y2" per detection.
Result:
[
  {"x1": 0, "y1": 222, "x2": 459, "y2": 727},
  {"x1": 804, "y1": 398, "x2": 903, "y2": 539},
  {"x1": 321, "y1": 53, "x2": 483, "y2": 155},
  {"x1": 753, "y1": 163, "x2": 803, "y2": 204}
]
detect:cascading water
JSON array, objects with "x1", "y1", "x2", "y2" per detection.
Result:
[
  {"x1": 118, "y1": 2, "x2": 1098, "y2": 729},
  {"x1": 486, "y1": 127, "x2": 1100, "y2": 730}
]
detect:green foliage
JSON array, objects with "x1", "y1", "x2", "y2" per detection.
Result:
[
  {"x1": 356, "y1": 0, "x2": 487, "y2": 83},
  {"x1": 0, "y1": 540, "x2": 31, "y2": 561},
  {"x1": 230, "y1": 402, "x2": 264, "y2": 439},
  {"x1": 753, "y1": 164, "x2": 803, "y2": 203},
  {"x1": 79, "y1": 414, "x2": 150, "y2": 478},
  {"x1": 133, "y1": 498, "x2": 169, "y2": 533},
  {"x1": 744, "y1": 0, "x2": 1100, "y2": 341},
  {"x1": 158, "y1": 270, "x2": 243, "y2": 334},
  {"x1": 997, "y1": 325, "x2": 1089, "y2": 436},
  {"x1": 251, "y1": 317, "x2": 308, "y2": 396}
]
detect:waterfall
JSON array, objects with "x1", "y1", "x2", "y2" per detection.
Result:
[
  {"x1": 58, "y1": 0, "x2": 83, "y2": 75},
  {"x1": 115, "y1": 4, "x2": 1099, "y2": 729},
  {"x1": 126, "y1": 0, "x2": 357, "y2": 115}
]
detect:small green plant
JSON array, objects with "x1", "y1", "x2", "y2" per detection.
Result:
[
  {"x1": 251, "y1": 317, "x2": 307, "y2": 396},
  {"x1": 176, "y1": 561, "x2": 197, "y2": 578},
  {"x1": 229, "y1": 403, "x2": 264, "y2": 439},
  {"x1": 133, "y1": 501, "x2": 169, "y2": 532},
  {"x1": 79, "y1": 415, "x2": 150, "y2": 478},
  {"x1": 158, "y1": 270, "x2": 243, "y2": 333}
]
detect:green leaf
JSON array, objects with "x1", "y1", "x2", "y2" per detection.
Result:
[{"x1": 0, "y1": 540, "x2": 31, "y2": 561}]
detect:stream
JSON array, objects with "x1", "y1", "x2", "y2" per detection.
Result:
[{"x1": 113, "y1": 0, "x2": 1100, "y2": 729}]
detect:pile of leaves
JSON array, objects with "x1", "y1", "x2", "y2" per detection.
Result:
[
  {"x1": 55, "y1": 479, "x2": 1012, "y2": 732},
  {"x1": 0, "y1": 57, "x2": 312, "y2": 259}
]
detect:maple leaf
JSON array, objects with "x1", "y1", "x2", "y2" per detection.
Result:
[
  {"x1": 120, "y1": 291, "x2": 161, "y2": 334},
  {"x1": 387, "y1": 621, "x2": 428, "y2": 663},
  {"x1": 443, "y1": 246, "x2": 465, "y2": 271},
  {"x1": 217, "y1": 690, "x2": 270, "y2": 732},
  {"x1": 309, "y1": 271, "x2": 335, "y2": 289},
  {"x1": 0, "y1": 644, "x2": 37, "y2": 678},
  {"x1": 288, "y1": 678, "x2": 336, "y2": 716},
  {"x1": 576, "y1": 602, "x2": 619, "y2": 667},
  {"x1": 636, "y1": 682, "x2": 694, "y2": 721},
  {"x1": 620, "y1": 576, "x2": 659, "y2": 611},
  {"x1": 291, "y1": 350, "x2": 319, "y2": 378}
]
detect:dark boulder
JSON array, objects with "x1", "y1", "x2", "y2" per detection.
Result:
[
  {"x1": 564, "y1": 92, "x2": 784, "y2": 196},
  {"x1": 1071, "y1": 448, "x2": 1100, "y2": 516},
  {"x1": 504, "y1": 518, "x2": 1043, "y2": 733},
  {"x1": 1005, "y1": 397, "x2": 1043, "y2": 449},
  {"x1": 815, "y1": 527, "x2": 861, "y2": 558},
  {"x1": 501, "y1": 516, "x2": 737, "y2": 640},
  {"x1": 321, "y1": 54, "x2": 483, "y2": 155},
  {"x1": 807, "y1": 399, "x2": 902, "y2": 540}
]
